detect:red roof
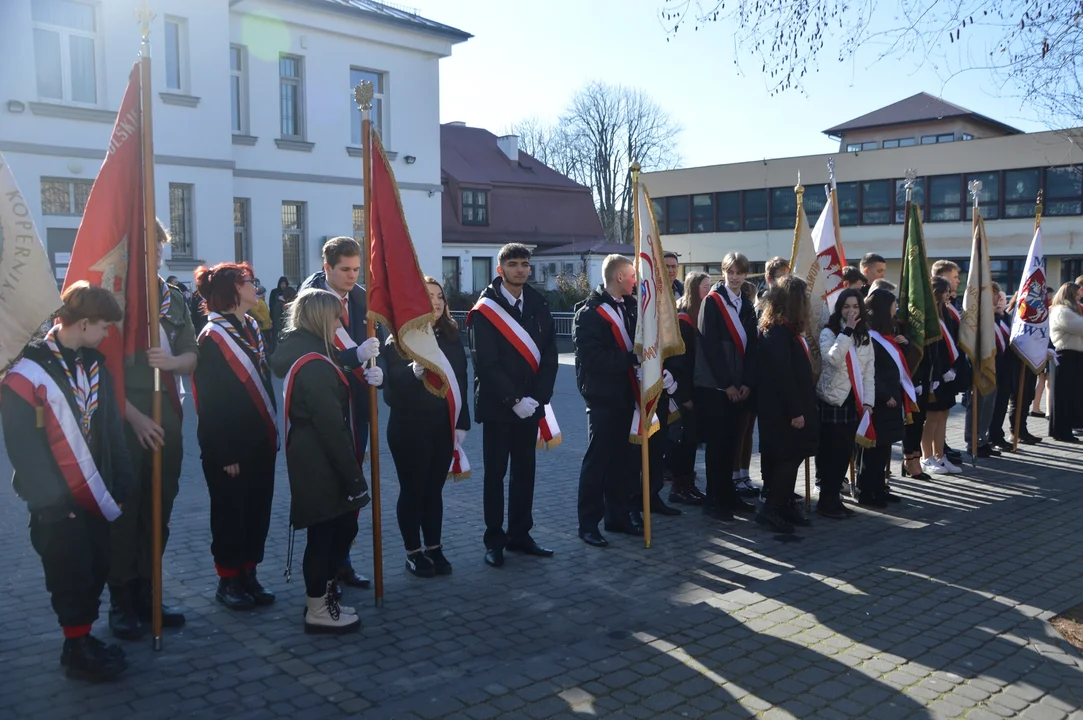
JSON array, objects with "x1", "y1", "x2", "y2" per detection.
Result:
[{"x1": 441, "y1": 124, "x2": 606, "y2": 248}]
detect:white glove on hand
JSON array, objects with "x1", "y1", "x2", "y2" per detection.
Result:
[
  {"x1": 455, "y1": 429, "x2": 467, "y2": 445},
  {"x1": 932, "y1": 381, "x2": 941, "y2": 391},
  {"x1": 356, "y1": 337, "x2": 381, "y2": 363},
  {"x1": 662, "y1": 369, "x2": 677, "y2": 393},
  {"x1": 915, "y1": 384, "x2": 924, "y2": 396},
  {"x1": 512, "y1": 397, "x2": 540, "y2": 419},
  {"x1": 409, "y1": 361, "x2": 425, "y2": 379},
  {"x1": 943, "y1": 369, "x2": 957, "y2": 383},
  {"x1": 363, "y1": 366, "x2": 384, "y2": 387}
]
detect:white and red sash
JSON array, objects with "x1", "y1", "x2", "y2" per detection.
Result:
[
  {"x1": 196, "y1": 314, "x2": 279, "y2": 450},
  {"x1": 844, "y1": 342, "x2": 876, "y2": 447},
  {"x1": 994, "y1": 320, "x2": 1009, "y2": 353},
  {"x1": 797, "y1": 333, "x2": 811, "y2": 363},
  {"x1": 434, "y1": 345, "x2": 469, "y2": 481},
  {"x1": 678, "y1": 311, "x2": 693, "y2": 328},
  {"x1": 945, "y1": 303, "x2": 961, "y2": 323},
  {"x1": 595, "y1": 303, "x2": 660, "y2": 442},
  {"x1": 938, "y1": 318, "x2": 960, "y2": 365},
  {"x1": 471, "y1": 297, "x2": 562, "y2": 450},
  {"x1": 283, "y1": 353, "x2": 362, "y2": 464},
  {"x1": 333, "y1": 327, "x2": 371, "y2": 385},
  {"x1": 870, "y1": 331, "x2": 919, "y2": 422},
  {"x1": 708, "y1": 290, "x2": 747, "y2": 357},
  {"x1": 3, "y1": 358, "x2": 122, "y2": 521}
]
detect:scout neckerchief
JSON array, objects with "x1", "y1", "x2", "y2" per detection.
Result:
[{"x1": 45, "y1": 325, "x2": 97, "y2": 437}]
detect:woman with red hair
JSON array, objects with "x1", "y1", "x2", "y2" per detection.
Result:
[{"x1": 192, "y1": 262, "x2": 279, "y2": 611}]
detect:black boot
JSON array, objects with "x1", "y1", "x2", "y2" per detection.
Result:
[
  {"x1": 216, "y1": 576, "x2": 256, "y2": 611},
  {"x1": 241, "y1": 567, "x2": 276, "y2": 606},
  {"x1": 62, "y1": 635, "x2": 127, "y2": 682},
  {"x1": 668, "y1": 476, "x2": 704, "y2": 506},
  {"x1": 108, "y1": 584, "x2": 145, "y2": 641},
  {"x1": 134, "y1": 578, "x2": 186, "y2": 628}
]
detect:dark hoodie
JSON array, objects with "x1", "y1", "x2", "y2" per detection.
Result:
[{"x1": 270, "y1": 329, "x2": 369, "y2": 529}]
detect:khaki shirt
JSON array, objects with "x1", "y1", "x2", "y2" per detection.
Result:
[{"x1": 125, "y1": 282, "x2": 199, "y2": 414}]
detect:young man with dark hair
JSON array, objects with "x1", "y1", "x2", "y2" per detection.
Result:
[
  {"x1": 860, "y1": 253, "x2": 887, "y2": 286},
  {"x1": 3, "y1": 283, "x2": 134, "y2": 681},
  {"x1": 108, "y1": 220, "x2": 199, "y2": 640},
  {"x1": 843, "y1": 266, "x2": 866, "y2": 290},
  {"x1": 664, "y1": 251, "x2": 683, "y2": 299},
  {"x1": 298, "y1": 236, "x2": 384, "y2": 589},
  {"x1": 468, "y1": 243, "x2": 558, "y2": 567}
]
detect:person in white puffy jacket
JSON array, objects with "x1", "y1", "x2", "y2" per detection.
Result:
[
  {"x1": 1050, "y1": 282, "x2": 1083, "y2": 443},
  {"x1": 815, "y1": 289, "x2": 875, "y2": 519}
]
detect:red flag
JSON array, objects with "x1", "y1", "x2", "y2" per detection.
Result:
[
  {"x1": 62, "y1": 64, "x2": 148, "y2": 408},
  {"x1": 367, "y1": 130, "x2": 449, "y2": 399}
]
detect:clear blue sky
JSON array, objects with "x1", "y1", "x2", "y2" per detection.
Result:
[{"x1": 410, "y1": 0, "x2": 1047, "y2": 169}]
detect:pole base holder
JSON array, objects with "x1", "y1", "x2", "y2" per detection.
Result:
[{"x1": 153, "y1": 636, "x2": 162, "y2": 651}]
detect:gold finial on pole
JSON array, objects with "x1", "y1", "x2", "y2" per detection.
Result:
[
  {"x1": 354, "y1": 81, "x2": 374, "y2": 112},
  {"x1": 135, "y1": 0, "x2": 155, "y2": 40},
  {"x1": 1035, "y1": 189, "x2": 1044, "y2": 226}
]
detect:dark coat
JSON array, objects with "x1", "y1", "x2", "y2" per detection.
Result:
[
  {"x1": 270, "y1": 329, "x2": 369, "y2": 529},
  {"x1": 757, "y1": 324, "x2": 819, "y2": 460},
  {"x1": 572, "y1": 286, "x2": 638, "y2": 409},
  {"x1": 1, "y1": 340, "x2": 133, "y2": 521},
  {"x1": 694, "y1": 281, "x2": 758, "y2": 392},
  {"x1": 870, "y1": 340, "x2": 905, "y2": 446},
  {"x1": 193, "y1": 313, "x2": 277, "y2": 468},
  {"x1": 669, "y1": 312, "x2": 697, "y2": 406},
  {"x1": 385, "y1": 329, "x2": 470, "y2": 432},
  {"x1": 468, "y1": 279, "x2": 557, "y2": 424}
]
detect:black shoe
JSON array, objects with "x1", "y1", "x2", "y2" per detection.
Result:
[
  {"x1": 1017, "y1": 433, "x2": 1043, "y2": 445},
  {"x1": 901, "y1": 465, "x2": 932, "y2": 480},
  {"x1": 628, "y1": 511, "x2": 645, "y2": 530},
  {"x1": 108, "y1": 585, "x2": 145, "y2": 641},
  {"x1": 216, "y1": 576, "x2": 256, "y2": 611},
  {"x1": 483, "y1": 548, "x2": 505, "y2": 568},
  {"x1": 882, "y1": 490, "x2": 903, "y2": 504},
  {"x1": 991, "y1": 438, "x2": 1014, "y2": 452},
  {"x1": 754, "y1": 506, "x2": 795, "y2": 534},
  {"x1": 839, "y1": 501, "x2": 857, "y2": 516},
  {"x1": 406, "y1": 551, "x2": 437, "y2": 577},
  {"x1": 134, "y1": 580, "x2": 186, "y2": 628},
  {"x1": 945, "y1": 449, "x2": 962, "y2": 462},
  {"x1": 337, "y1": 565, "x2": 372, "y2": 589},
  {"x1": 703, "y1": 505, "x2": 734, "y2": 522},
  {"x1": 1055, "y1": 434, "x2": 1082, "y2": 444},
  {"x1": 241, "y1": 568, "x2": 275, "y2": 606},
  {"x1": 781, "y1": 501, "x2": 812, "y2": 527},
  {"x1": 816, "y1": 498, "x2": 848, "y2": 520},
  {"x1": 506, "y1": 538, "x2": 554, "y2": 557},
  {"x1": 727, "y1": 497, "x2": 757, "y2": 515},
  {"x1": 650, "y1": 498, "x2": 683, "y2": 516},
  {"x1": 1030, "y1": 410, "x2": 1047, "y2": 418},
  {"x1": 579, "y1": 530, "x2": 609, "y2": 548},
  {"x1": 424, "y1": 546, "x2": 453, "y2": 575},
  {"x1": 61, "y1": 635, "x2": 126, "y2": 683},
  {"x1": 668, "y1": 483, "x2": 704, "y2": 506},
  {"x1": 858, "y1": 493, "x2": 888, "y2": 508},
  {"x1": 604, "y1": 521, "x2": 645, "y2": 537}
]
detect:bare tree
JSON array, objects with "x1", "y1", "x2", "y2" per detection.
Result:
[
  {"x1": 513, "y1": 83, "x2": 682, "y2": 243},
  {"x1": 658, "y1": 0, "x2": 1083, "y2": 127}
]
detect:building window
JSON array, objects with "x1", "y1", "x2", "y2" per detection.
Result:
[
  {"x1": 471, "y1": 257, "x2": 492, "y2": 291},
  {"x1": 742, "y1": 189, "x2": 767, "y2": 231},
  {"x1": 651, "y1": 197, "x2": 665, "y2": 231},
  {"x1": 230, "y1": 45, "x2": 247, "y2": 134},
  {"x1": 927, "y1": 174, "x2": 962, "y2": 222},
  {"x1": 769, "y1": 187, "x2": 796, "y2": 230},
  {"x1": 894, "y1": 177, "x2": 925, "y2": 223},
  {"x1": 921, "y1": 133, "x2": 955, "y2": 144},
  {"x1": 1063, "y1": 258, "x2": 1083, "y2": 284},
  {"x1": 716, "y1": 191, "x2": 740, "y2": 232},
  {"x1": 1004, "y1": 169, "x2": 1041, "y2": 218},
  {"x1": 31, "y1": 0, "x2": 98, "y2": 104},
  {"x1": 352, "y1": 205, "x2": 367, "y2": 284},
  {"x1": 836, "y1": 182, "x2": 859, "y2": 226},
  {"x1": 990, "y1": 258, "x2": 1027, "y2": 294},
  {"x1": 861, "y1": 180, "x2": 892, "y2": 225},
  {"x1": 1044, "y1": 165, "x2": 1083, "y2": 216},
  {"x1": 281, "y1": 202, "x2": 306, "y2": 286},
  {"x1": 233, "y1": 198, "x2": 249, "y2": 263},
  {"x1": 40, "y1": 177, "x2": 93, "y2": 215},
  {"x1": 965, "y1": 172, "x2": 999, "y2": 220},
  {"x1": 279, "y1": 55, "x2": 305, "y2": 139},
  {"x1": 691, "y1": 194, "x2": 714, "y2": 232},
  {"x1": 442, "y1": 257, "x2": 460, "y2": 294},
  {"x1": 462, "y1": 189, "x2": 489, "y2": 226},
  {"x1": 164, "y1": 17, "x2": 187, "y2": 92},
  {"x1": 846, "y1": 141, "x2": 879, "y2": 152},
  {"x1": 350, "y1": 67, "x2": 385, "y2": 144},
  {"x1": 168, "y1": 183, "x2": 194, "y2": 259},
  {"x1": 666, "y1": 196, "x2": 689, "y2": 234},
  {"x1": 803, "y1": 186, "x2": 827, "y2": 220},
  {"x1": 882, "y1": 138, "x2": 916, "y2": 149},
  {"x1": 962, "y1": 133, "x2": 975, "y2": 141}
]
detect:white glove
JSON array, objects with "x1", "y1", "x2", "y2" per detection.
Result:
[
  {"x1": 363, "y1": 366, "x2": 384, "y2": 387},
  {"x1": 409, "y1": 361, "x2": 425, "y2": 379},
  {"x1": 355, "y1": 337, "x2": 380, "y2": 363},
  {"x1": 635, "y1": 365, "x2": 643, "y2": 382},
  {"x1": 943, "y1": 369, "x2": 957, "y2": 383},
  {"x1": 1048, "y1": 348, "x2": 1057, "y2": 359},
  {"x1": 455, "y1": 429, "x2": 467, "y2": 445},
  {"x1": 512, "y1": 397, "x2": 539, "y2": 419},
  {"x1": 932, "y1": 381, "x2": 941, "y2": 391},
  {"x1": 662, "y1": 369, "x2": 676, "y2": 393},
  {"x1": 915, "y1": 384, "x2": 923, "y2": 396}
]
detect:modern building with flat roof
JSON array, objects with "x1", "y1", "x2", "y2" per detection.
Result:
[{"x1": 643, "y1": 93, "x2": 1083, "y2": 291}]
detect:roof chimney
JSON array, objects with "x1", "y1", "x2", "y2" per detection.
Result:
[{"x1": 497, "y1": 134, "x2": 519, "y2": 162}]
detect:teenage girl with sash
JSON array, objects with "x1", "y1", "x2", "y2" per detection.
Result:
[
  {"x1": 192, "y1": 262, "x2": 279, "y2": 611},
  {"x1": 861, "y1": 289, "x2": 908, "y2": 506},
  {"x1": 920, "y1": 277, "x2": 962, "y2": 475},
  {"x1": 668, "y1": 271, "x2": 710, "y2": 505},
  {"x1": 385, "y1": 277, "x2": 470, "y2": 577},
  {"x1": 271, "y1": 288, "x2": 382, "y2": 634}
]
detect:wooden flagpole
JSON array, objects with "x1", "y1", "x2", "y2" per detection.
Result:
[
  {"x1": 1012, "y1": 190, "x2": 1043, "y2": 453},
  {"x1": 631, "y1": 162, "x2": 651, "y2": 550},
  {"x1": 355, "y1": 82, "x2": 384, "y2": 606},
  {"x1": 968, "y1": 181, "x2": 983, "y2": 467},
  {"x1": 137, "y1": 0, "x2": 164, "y2": 651}
]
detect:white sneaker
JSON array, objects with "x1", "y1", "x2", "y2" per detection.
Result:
[
  {"x1": 938, "y1": 457, "x2": 962, "y2": 474},
  {"x1": 304, "y1": 593, "x2": 360, "y2": 635}
]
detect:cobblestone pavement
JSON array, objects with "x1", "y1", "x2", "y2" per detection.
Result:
[{"x1": 2, "y1": 360, "x2": 1083, "y2": 719}]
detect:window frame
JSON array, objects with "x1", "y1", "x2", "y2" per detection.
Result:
[
  {"x1": 471, "y1": 256, "x2": 492, "y2": 292},
  {"x1": 31, "y1": 0, "x2": 100, "y2": 106},
  {"x1": 40, "y1": 176, "x2": 93, "y2": 216},
  {"x1": 279, "y1": 54, "x2": 306, "y2": 140},
  {"x1": 769, "y1": 187, "x2": 797, "y2": 230},
  {"x1": 349, "y1": 67, "x2": 387, "y2": 145},
  {"x1": 230, "y1": 44, "x2": 248, "y2": 135},
  {"x1": 233, "y1": 197, "x2": 250, "y2": 263},
  {"x1": 163, "y1": 16, "x2": 189, "y2": 93},
  {"x1": 1044, "y1": 165, "x2": 1083, "y2": 217},
  {"x1": 442, "y1": 257, "x2": 461, "y2": 294},
  {"x1": 741, "y1": 189, "x2": 768, "y2": 231},
  {"x1": 926, "y1": 174, "x2": 963, "y2": 223},
  {"x1": 168, "y1": 183, "x2": 195, "y2": 259},
  {"x1": 715, "y1": 191, "x2": 740, "y2": 232},
  {"x1": 965, "y1": 171, "x2": 1000, "y2": 220},
  {"x1": 1004, "y1": 168, "x2": 1042, "y2": 219},
  {"x1": 882, "y1": 138, "x2": 916, "y2": 149},
  {"x1": 665, "y1": 196, "x2": 690, "y2": 234},
  {"x1": 462, "y1": 189, "x2": 490, "y2": 227},
  {"x1": 352, "y1": 205, "x2": 368, "y2": 284},
  {"x1": 691, "y1": 193, "x2": 715, "y2": 233},
  {"x1": 281, "y1": 201, "x2": 307, "y2": 286},
  {"x1": 860, "y1": 179, "x2": 892, "y2": 225},
  {"x1": 893, "y1": 177, "x2": 925, "y2": 224}
]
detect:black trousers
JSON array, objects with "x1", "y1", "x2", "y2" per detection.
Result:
[
  {"x1": 30, "y1": 510, "x2": 110, "y2": 630},
  {"x1": 1008, "y1": 360, "x2": 1037, "y2": 436},
  {"x1": 630, "y1": 413, "x2": 666, "y2": 507},
  {"x1": 389, "y1": 412, "x2": 453, "y2": 551},
  {"x1": 667, "y1": 406, "x2": 700, "y2": 478},
  {"x1": 696, "y1": 388, "x2": 740, "y2": 509},
  {"x1": 989, "y1": 380, "x2": 1012, "y2": 444},
  {"x1": 578, "y1": 403, "x2": 634, "y2": 532},
  {"x1": 482, "y1": 419, "x2": 538, "y2": 550},
  {"x1": 816, "y1": 421, "x2": 857, "y2": 497},
  {"x1": 1053, "y1": 350, "x2": 1083, "y2": 438},
  {"x1": 902, "y1": 408, "x2": 926, "y2": 454},
  {"x1": 856, "y1": 445, "x2": 891, "y2": 498},
  {"x1": 303, "y1": 512, "x2": 358, "y2": 598},
  {"x1": 763, "y1": 456, "x2": 803, "y2": 508},
  {"x1": 203, "y1": 451, "x2": 276, "y2": 572}
]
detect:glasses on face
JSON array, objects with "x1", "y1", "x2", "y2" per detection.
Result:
[{"x1": 239, "y1": 278, "x2": 256, "y2": 285}]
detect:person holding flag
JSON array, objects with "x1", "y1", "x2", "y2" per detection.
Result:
[
  {"x1": 959, "y1": 207, "x2": 1001, "y2": 461},
  {"x1": 468, "y1": 243, "x2": 558, "y2": 569},
  {"x1": 860, "y1": 289, "x2": 909, "y2": 506}
]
